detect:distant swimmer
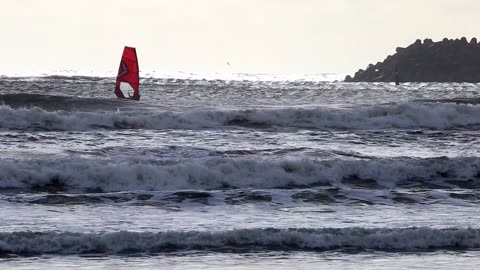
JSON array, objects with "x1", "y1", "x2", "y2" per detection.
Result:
[{"x1": 394, "y1": 67, "x2": 400, "y2": 85}]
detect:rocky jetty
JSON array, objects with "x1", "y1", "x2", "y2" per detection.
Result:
[{"x1": 345, "y1": 38, "x2": 480, "y2": 83}]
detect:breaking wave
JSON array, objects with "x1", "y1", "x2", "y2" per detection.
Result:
[
  {"x1": 1, "y1": 227, "x2": 480, "y2": 255},
  {"x1": 1, "y1": 102, "x2": 480, "y2": 131},
  {"x1": 1, "y1": 156, "x2": 479, "y2": 192}
]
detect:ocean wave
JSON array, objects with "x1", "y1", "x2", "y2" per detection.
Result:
[
  {"x1": 1, "y1": 102, "x2": 480, "y2": 131},
  {"x1": 5, "y1": 188, "x2": 479, "y2": 207},
  {"x1": 1, "y1": 227, "x2": 479, "y2": 255},
  {"x1": 1, "y1": 156, "x2": 479, "y2": 192},
  {"x1": 0, "y1": 71, "x2": 341, "y2": 82}
]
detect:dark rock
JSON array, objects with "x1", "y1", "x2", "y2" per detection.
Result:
[
  {"x1": 345, "y1": 37, "x2": 480, "y2": 82},
  {"x1": 424, "y1": 38, "x2": 433, "y2": 45}
]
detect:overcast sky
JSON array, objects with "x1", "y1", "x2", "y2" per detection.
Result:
[{"x1": 1, "y1": 0, "x2": 479, "y2": 75}]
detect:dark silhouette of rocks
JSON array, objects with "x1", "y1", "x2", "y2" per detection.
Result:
[{"x1": 345, "y1": 38, "x2": 480, "y2": 83}]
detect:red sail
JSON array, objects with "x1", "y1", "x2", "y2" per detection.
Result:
[{"x1": 114, "y1": 46, "x2": 140, "y2": 100}]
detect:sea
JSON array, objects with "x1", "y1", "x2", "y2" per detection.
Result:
[{"x1": 1, "y1": 71, "x2": 480, "y2": 269}]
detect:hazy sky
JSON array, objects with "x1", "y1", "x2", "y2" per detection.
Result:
[{"x1": 1, "y1": 0, "x2": 479, "y2": 75}]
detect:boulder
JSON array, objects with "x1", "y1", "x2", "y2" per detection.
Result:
[{"x1": 424, "y1": 38, "x2": 434, "y2": 45}]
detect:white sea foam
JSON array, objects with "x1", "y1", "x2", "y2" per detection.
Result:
[
  {"x1": 1, "y1": 102, "x2": 480, "y2": 131},
  {"x1": 0, "y1": 157, "x2": 478, "y2": 192},
  {"x1": 1, "y1": 227, "x2": 479, "y2": 255}
]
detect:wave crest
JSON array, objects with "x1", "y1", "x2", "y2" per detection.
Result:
[
  {"x1": 1, "y1": 227, "x2": 479, "y2": 255},
  {"x1": 1, "y1": 102, "x2": 480, "y2": 131},
  {"x1": 1, "y1": 157, "x2": 479, "y2": 192}
]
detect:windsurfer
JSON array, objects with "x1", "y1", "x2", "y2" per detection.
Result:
[{"x1": 114, "y1": 46, "x2": 140, "y2": 101}]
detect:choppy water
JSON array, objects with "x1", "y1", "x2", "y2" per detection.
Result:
[{"x1": 1, "y1": 73, "x2": 480, "y2": 269}]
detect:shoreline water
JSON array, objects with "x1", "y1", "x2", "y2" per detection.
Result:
[{"x1": 1, "y1": 74, "x2": 479, "y2": 268}]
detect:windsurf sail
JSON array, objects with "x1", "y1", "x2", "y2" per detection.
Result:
[{"x1": 114, "y1": 46, "x2": 140, "y2": 101}]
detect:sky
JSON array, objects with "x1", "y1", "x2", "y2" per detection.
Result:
[{"x1": 1, "y1": 0, "x2": 479, "y2": 75}]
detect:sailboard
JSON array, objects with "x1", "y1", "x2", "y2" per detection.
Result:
[{"x1": 114, "y1": 46, "x2": 140, "y2": 101}]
